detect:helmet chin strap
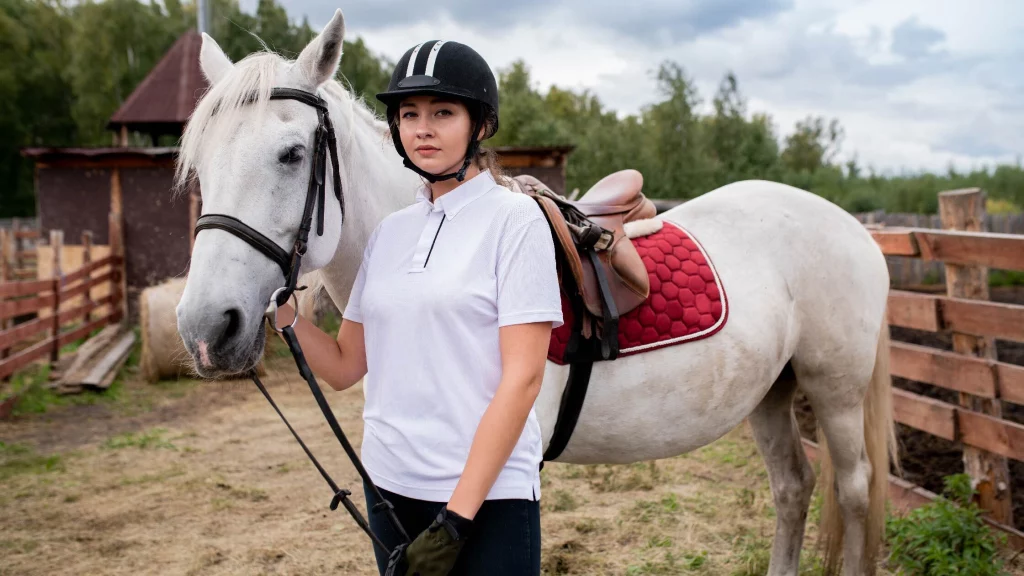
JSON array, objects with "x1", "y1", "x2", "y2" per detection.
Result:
[{"x1": 402, "y1": 114, "x2": 485, "y2": 184}]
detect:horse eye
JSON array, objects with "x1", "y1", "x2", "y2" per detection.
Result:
[{"x1": 279, "y1": 146, "x2": 304, "y2": 165}]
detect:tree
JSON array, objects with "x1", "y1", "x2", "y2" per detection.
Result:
[{"x1": 781, "y1": 116, "x2": 843, "y2": 174}]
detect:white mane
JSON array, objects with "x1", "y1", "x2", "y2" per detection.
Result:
[{"x1": 174, "y1": 49, "x2": 391, "y2": 194}]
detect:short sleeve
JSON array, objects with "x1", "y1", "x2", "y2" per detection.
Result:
[
  {"x1": 496, "y1": 213, "x2": 564, "y2": 328},
  {"x1": 343, "y1": 222, "x2": 383, "y2": 324}
]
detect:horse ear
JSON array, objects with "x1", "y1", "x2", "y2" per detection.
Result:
[
  {"x1": 295, "y1": 8, "x2": 345, "y2": 88},
  {"x1": 200, "y1": 33, "x2": 234, "y2": 85}
]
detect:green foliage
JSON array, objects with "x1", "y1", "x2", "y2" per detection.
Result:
[
  {"x1": 3, "y1": 0, "x2": 1022, "y2": 219},
  {"x1": 0, "y1": 441, "x2": 63, "y2": 480},
  {"x1": 886, "y1": 474, "x2": 1008, "y2": 576}
]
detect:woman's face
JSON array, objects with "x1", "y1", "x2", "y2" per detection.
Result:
[{"x1": 398, "y1": 95, "x2": 473, "y2": 175}]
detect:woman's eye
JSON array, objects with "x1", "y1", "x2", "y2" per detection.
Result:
[
  {"x1": 436, "y1": 109, "x2": 452, "y2": 117},
  {"x1": 279, "y1": 146, "x2": 303, "y2": 165},
  {"x1": 402, "y1": 111, "x2": 417, "y2": 119}
]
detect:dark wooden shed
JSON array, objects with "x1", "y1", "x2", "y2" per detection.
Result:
[
  {"x1": 491, "y1": 146, "x2": 575, "y2": 197},
  {"x1": 20, "y1": 147, "x2": 193, "y2": 318}
]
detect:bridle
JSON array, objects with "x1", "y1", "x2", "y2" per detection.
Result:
[
  {"x1": 191, "y1": 87, "x2": 411, "y2": 566},
  {"x1": 194, "y1": 87, "x2": 344, "y2": 307}
]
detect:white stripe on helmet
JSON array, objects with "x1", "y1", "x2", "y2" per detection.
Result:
[
  {"x1": 424, "y1": 41, "x2": 448, "y2": 77},
  {"x1": 405, "y1": 42, "x2": 427, "y2": 77}
]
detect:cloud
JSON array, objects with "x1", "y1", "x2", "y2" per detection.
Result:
[
  {"x1": 268, "y1": 0, "x2": 1023, "y2": 173},
  {"x1": 891, "y1": 17, "x2": 946, "y2": 59},
  {"x1": 285, "y1": 0, "x2": 793, "y2": 46}
]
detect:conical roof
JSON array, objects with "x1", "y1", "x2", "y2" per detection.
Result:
[{"x1": 107, "y1": 30, "x2": 207, "y2": 136}]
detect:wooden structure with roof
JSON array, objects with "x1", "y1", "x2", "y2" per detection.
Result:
[{"x1": 106, "y1": 31, "x2": 207, "y2": 146}]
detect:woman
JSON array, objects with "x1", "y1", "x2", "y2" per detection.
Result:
[{"x1": 275, "y1": 40, "x2": 563, "y2": 576}]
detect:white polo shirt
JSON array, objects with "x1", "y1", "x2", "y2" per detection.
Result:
[{"x1": 343, "y1": 170, "x2": 563, "y2": 502}]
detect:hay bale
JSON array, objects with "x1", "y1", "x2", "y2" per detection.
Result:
[
  {"x1": 139, "y1": 278, "x2": 190, "y2": 383},
  {"x1": 139, "y1": 278, "x2": 268, "y2": 382}
]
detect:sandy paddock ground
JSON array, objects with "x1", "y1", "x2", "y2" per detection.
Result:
[{"x1": 1, "y1": 345, "x2": 967, "y2": 576}]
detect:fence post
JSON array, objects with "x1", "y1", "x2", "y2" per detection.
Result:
[
  {"x1": 49, "y1": 230, "x2": 63, "y2": 363},
  {"x1": 938, "y1": 187, "x2": 1014, "y2": 525},
  {"x1": 1, "y1": 227, "x2": 10, "y2": 371},
  {"x1": 82, "y1": 231, "x2": 93, "y2": 323},
  {"x1": 109, "y1": 211, "x2": 127, "y2": 324}
]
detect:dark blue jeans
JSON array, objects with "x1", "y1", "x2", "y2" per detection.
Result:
[{"x1": 363, "y1": 481, "x2": 540, "y2": 575}]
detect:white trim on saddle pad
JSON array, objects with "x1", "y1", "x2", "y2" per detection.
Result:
[{"x1": 619, "y1": 219, "x2": 729, "y2": 355}]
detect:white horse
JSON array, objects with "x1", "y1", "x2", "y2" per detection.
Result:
[{"x1": 175, "y1": 11, "x2": 897, "y2": 576}]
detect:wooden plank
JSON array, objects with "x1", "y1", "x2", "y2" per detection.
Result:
[
  {"x1": 942, "y1": 297, "x2": 1024, "y2": 343},
  {"x1": 890, "y1": 341, "x2": 997, "y2": 398},
  {"x1": 996, "y1": 363, "x2": 1024, "y2": 405},
  {"x1": 61, "y1": 255, "x2": 119, "y2": 286},
  {"x1": 79, "y1": 331, "x2": 135, "y2": 390},
  {"x1": 60, "y1": 271, "x2": 115, "y2": 301},
  {"x1": 0, "y1": 294, "x2": 56, "y2": 321},
  {"x1": 0, "y1": 338, "x2": 52, "y2": 380},
  {"x1": 892, "y1": 388, "x2": 957, "y2": 440},
  {"x1": 958, "y1": 410, "x2": 1024, "y2": 462},
  {"x1": 0, "y1": 317, "x2": 49, "y2": 350},
  {"x1": 870, "y1": 229, "x2": 919, "y2": 256},
  {"x1": 15, "y1": 230, "x2": 40, "y2": 240},
  {"x1": 0, "y1": 279, "x2": 53, "y2": 299},
  {"x1": 56, "y1": 313, "x2": 117, "y2": 349},
  {"x1": 912, "y1": 229, "x2": 1024, "y2": 272},
  {"x1": 888, "y1": 291, "x2": 940, "y2": 331}
]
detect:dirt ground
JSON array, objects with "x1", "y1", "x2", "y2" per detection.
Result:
[{"x1": 0, "y1": 342, "x2": 1019, "y2": 575}]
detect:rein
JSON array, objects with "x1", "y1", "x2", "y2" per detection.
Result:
[{"x1": 192, "y1": 87, "x2": 411, "y2": 561}]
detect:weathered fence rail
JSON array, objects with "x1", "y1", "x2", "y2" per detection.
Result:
[
  {"x1": 862, "y1": 187, "x2": 1023, "y2": 547},
  {"x1": 0, "y1": 254, "x2": 124, "y2": 381}
]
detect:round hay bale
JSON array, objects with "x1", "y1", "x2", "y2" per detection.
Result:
[
  {"x1": 139, "y1": 278, "x2": 190, "y2": 383},
  {"x1": 139, "y1": 278, "x2": 265, "y2": 382}
]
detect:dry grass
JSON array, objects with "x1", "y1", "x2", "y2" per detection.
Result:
[{"x1": 2, "y1": 343, "x2": 986, "y2": 575}]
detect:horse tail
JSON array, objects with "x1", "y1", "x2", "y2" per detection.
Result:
[{"x1": 817, "y1": 310, "x2": 898, "y2": 575}]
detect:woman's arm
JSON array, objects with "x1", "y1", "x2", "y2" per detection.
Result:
[
  {"x1": 445, "y1": 320, "x2": 552, "y2": 519},
  {"x1": 273, "y1": 303, "x2": 368, "y2": 392}
]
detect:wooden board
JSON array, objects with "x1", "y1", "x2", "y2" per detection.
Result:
[
  {"x1": 869, "y1": 230, "x2": 919, "y2": 256},
  {"x1": 892, "y1": 388, "x2": 957, "y2": 440},
  {"x1": 0, "y1": 317, "x2": 49, "y2": 351},
  {"x1": 871, "y1": 227, "x2": 1024, "y2": 272},
  {"x1": 996, "y1": 363, "x2": 1024, "y2": 405},
  {"x1": 958, "y1": 410, "x2": 1024, "y2": 462},
  {"x1": 890, "y1": 341, "x2": 997, "y2": 398},
  {"x1": 0, "y1": 293, "x2": 57, "y2": 322},
  {"x1": 0, "y1": 338, "x2": 51, "y2": 380},
  {"x1": 35, "y1": 244, "x2": 112, "y2": 314},
  {"x1": 942, "y1": 297, "x2": 1024, "y2": 343},
  {"x1": 888, "y1": 291, "x2": 940, "y2": 331},
  {"x1": 0, "y1": 279, "x2": 53, "y2": 299}
]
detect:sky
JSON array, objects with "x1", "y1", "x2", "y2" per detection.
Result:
[{"x1": 241, "y1": 0, "x2": 1023, "y2": 176}]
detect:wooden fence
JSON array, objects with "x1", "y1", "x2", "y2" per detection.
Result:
[
  {"x1": 0, "y1": 224, "x2": 125, "y2": 383},
  {"x1": 854, "y1": 210, "x2": 1024, "y2": 286},
  {"x1": 0, "y1": 219, "x2": 41, "y2": 281},
  {"x1": 864, "y1": 188, "x2": 1024, "y2": 546}
]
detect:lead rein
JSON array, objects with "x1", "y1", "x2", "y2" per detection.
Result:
[{"x1": 248, "y1": 319, "x2": 411, "y2": 556}]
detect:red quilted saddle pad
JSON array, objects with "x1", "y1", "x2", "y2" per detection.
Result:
[{"x1": 548, "y1": 220, "x2": 728, "y2": 364}]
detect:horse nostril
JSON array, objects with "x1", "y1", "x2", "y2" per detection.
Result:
[{"x1": 217, "y1": 308, "x2": 242, "y2": 348}]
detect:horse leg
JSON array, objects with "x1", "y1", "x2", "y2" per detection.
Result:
[{"x1": 748, "y1": 363, "x2": 816, "y2": 576}]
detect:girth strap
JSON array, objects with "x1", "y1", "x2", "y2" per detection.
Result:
[{"x1": 542, "y1": 360, "x2": 594, "y2": 463}]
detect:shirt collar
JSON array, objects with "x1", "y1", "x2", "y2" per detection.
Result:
[{"x1": 414, "y1": 170, "x2": 497, "y2": 220}]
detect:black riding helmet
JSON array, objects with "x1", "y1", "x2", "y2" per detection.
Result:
[{"x1": 376, "y1": 40, "x2": 499, "y2": 183}]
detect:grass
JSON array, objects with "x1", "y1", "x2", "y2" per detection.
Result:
[
  {"x1": 102, "y1": 428, "x2": 176, "y2": 451},
  {"x1": 0, "y1": 441, "x2": 63, "y2": 481}
]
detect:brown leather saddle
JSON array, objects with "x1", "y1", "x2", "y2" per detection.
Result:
[{"x1": 511, "y1": 169, "x2": 656, "y2": 360}]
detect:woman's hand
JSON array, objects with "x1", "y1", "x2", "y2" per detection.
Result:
[
  {"x1": 386, "y1": 507, "x2": 474, "y2": 576},
  {"x1": 274, "y1": 303, "x2": 368, "y2": 391}
]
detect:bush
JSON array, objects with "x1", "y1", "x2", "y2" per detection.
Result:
[{"x1": 886, "y1": 474, "x2": 1008, "y2": 576}]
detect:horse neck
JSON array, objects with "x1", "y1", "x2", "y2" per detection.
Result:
[{"x1": 315, "y1": 87, "x2": 419, "y2": 307}]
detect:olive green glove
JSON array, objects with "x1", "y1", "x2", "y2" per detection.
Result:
[{"x1": 386, "y1": 506, "x2": 474, "y2": 576}]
